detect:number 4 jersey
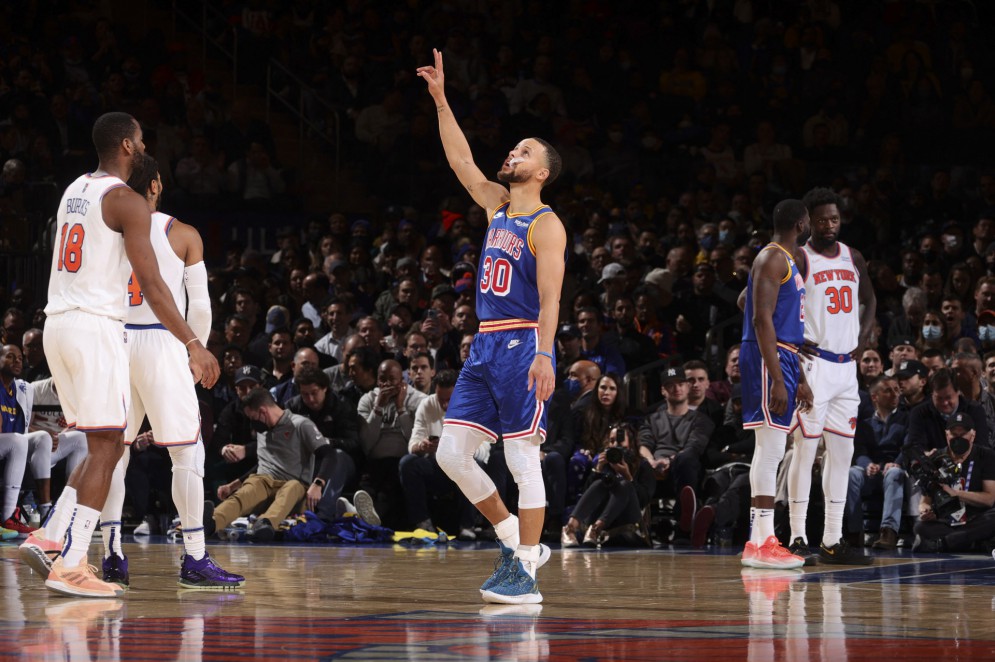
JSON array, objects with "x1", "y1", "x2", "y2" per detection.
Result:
[
  {"x1": 800, "y1": 242, "x2": 860, "y2": 354},
  {"x1": 476, "y1": 201, "x2": 553, "y2": 322},
  {"x1": 45, "y1": 173, "x2": 132, "y2": 321},
  {"x1": 126, "y1": 212, "x2": 186, "y2": 324}
]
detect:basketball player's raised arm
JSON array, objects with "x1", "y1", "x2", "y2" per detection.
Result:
[
  {"x1": 852, "y1": 248, "x2": 877, "y2": 359},
  {"x1": 105, "y1": 188, "x2": 219, "y2": 388},
  {"x1": 528, "y1": 213, "x2": 567, "y2": 403},
  {"x1": 751, "y1": 250, "x2": 789, "y2": 415},
  {"x1": 418, "y1": 48, "x2": 509, "y2": 213},
  {"x1": 174, "y1": 221, "x2": 212, "y2": 346}
]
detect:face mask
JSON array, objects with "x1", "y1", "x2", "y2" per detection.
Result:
[
  {"x1": 922, "y1": 324, "x2": 942, "y2": 341},
  {"x1": 564, "y1": 378, "x2": 581, "y2": 397},
  {"x1": 949, "y1": 436, "x2": 970, "y2": 456},
  {"x1": 718, "y1": 229, "x2": 733, "y2": 245},
  {"x1": 699, "y1": 235, "x2": 717, "y2": 251},
  {"x1": 981, "y1": 325, "x2": 995, "y2": 344}
]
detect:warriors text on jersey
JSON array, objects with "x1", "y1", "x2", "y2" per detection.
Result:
[
  {"x1": 475, "y1": 201, "x2": 553, "y2": 322},
  {"x1": 127, "y1": 212, "x2": 186, "y2": 324},
  {"x1": 45, "y1": 173, "x2": 132, "y2": 321},
  {"x1": 741, "y1": 243, "x2": 806, "y2": 346},
  {"x1": 799, "y1": 242, "x2": 859, "y2": 354}
]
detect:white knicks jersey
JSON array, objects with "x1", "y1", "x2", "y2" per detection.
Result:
[
  {"x1": 45, "y1": 173, "x2": 132, "y2": 321},
  {"x1": 801, "y1": 242, "x2": 860, "y2": 354},
  {"x1": 127, "y1": 211, "x2": 186, "y2": 325}
]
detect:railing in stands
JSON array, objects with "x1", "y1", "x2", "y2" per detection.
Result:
[
  {"x1": 704, "y1": 313, "x2": 744, "y2": 378},
  {"x1": 623, "y1": 358, "x2": 671, "y2": 414}
]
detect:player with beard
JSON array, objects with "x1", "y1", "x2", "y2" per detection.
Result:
[
  {"x1": 787, "y1": 187, "x2": 876, "y2": 565},
  {"x1": 418, "y1": 49, "x2": 566, "y2": 604}
]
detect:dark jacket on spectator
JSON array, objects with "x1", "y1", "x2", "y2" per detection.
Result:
[
  {"x1": 638, "y1": 407, "x2": 714, "y2": 461},
  {"x1": 901, "y1": 395, "x2": 988, "y2": 465}
]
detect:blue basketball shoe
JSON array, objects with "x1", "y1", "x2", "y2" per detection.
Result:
[
  {"x1": 101, "y1": 553, "x2": 129, "y2": 588},
  {"x1": 178, "y1": 552, "x2": 245, "y2": 591},
  {"x1": 480, "y1": 558, "x2": 543, "y2": 604},
  {"x1": 480, "y1": 542, "x2": 551, "y2": 593}
]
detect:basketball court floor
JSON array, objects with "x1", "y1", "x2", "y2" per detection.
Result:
[{"x1": 2, "y1": 537, "x2": 995, "y2": 660}]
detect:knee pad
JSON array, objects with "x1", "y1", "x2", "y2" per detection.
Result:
[
  {"x1": 504, "y1": 435, "x2": 545, "y2": 510},
  {"x1": 167, "y1": 441, "x2": 205, "y2": 478},
  {"x1": 437, "y1": 425, "x2": 496, "y2": 504}
]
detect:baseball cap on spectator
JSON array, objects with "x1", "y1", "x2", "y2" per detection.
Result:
[
  {"x1": 946, "y1": 412, "x2": 975, "y2": 431},
  {"x1": 895, "y1": 360, "x2": 928, "y2": 380},
  {"x1": 643, "y1": 267, "x2": 672, "y2": 292},
  {"x1": 556, "y1": 323, "x2": 581, "y2": 340},
  {"x1": 234, "y1": 365, "x2": 263, "y2": 386},
  {"x1": 265, "y1": 305, "x2": 290, "y2": 334},
  {"x1": 396, "y1": 256, "x2": 418, "y2": 270},
  {"x1": 889, "y1": 337, "x2": 915, "y2": 351},
  {"x1": 456, "y1": 243, "x2": 479, "y2": 260},
  {"x1": 662, "y1": 366, "x2": 686, "y2": 384},
  {"x1": 432, "y1": 284, "x2": 457, "y2": 301},
  {"x1": 599, "y1": 263, "x2": 626, "y2": 284}
]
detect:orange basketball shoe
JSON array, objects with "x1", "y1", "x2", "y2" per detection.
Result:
[
  {"x1": 46, "y1": 557, "x2": 126, "y2": 598},
  {"x1": 741, "y1": 540, "x2": 759, "y2": 567},
  {"x1": 751, "y1": 535, "x2": 805, "y2": 570},
  {"x1": 19, "y1": 530, "x2": 63, "y2": 577}
]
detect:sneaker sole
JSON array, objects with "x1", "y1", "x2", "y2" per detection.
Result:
[
  {"x1": 45, "y1": 578, "x2": 125, "y2": 598},
  {"x1": 352, "y1": 492, "x2": 380, "y2": 526},
  {"x1": 750, "y1": 558, "x2": 805, "y2": 570},
  {"x1": 177, "y1": 579, "x2": 244, "y2": 591},
  {"x1": 480, "y1": 588, "x2": 543, "y2": 605},
  {"x1": 740, "y1": 557, "x2": 756, "y2": 568},
  {"x1": 19, "y1": 545, "x2": 58, "y2": 577}
]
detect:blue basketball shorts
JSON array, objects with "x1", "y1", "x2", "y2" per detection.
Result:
[{"x1": 740, "y1": 340, "x2": 800, "y2": 432}]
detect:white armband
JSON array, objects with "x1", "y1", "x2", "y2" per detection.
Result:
[{"x1": 183, "y1": 261, "x2": 212, "y2": 345}]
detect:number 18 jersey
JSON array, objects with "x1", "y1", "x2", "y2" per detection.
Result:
[
  {"x1": 476, "y1": 201, "x2": 553, "y2": 322},
  {"x1": 800, "y1": 242, "x2": 860, "y2": 354}
]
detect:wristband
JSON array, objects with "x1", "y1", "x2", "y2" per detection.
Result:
[
  {"x1": 184, "y1": 337, "x2": 199, "y2": 347},
  {"x1": 313, "y1": 478, "x2": 326, "y2": 488},
  {"x1": 535, "y1": 351, "x2": 554, "y2": 360}
]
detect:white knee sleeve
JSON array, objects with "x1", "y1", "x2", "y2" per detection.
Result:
[
  {"x1": 169, "y1": 442, "x2": 206, "y2": 533},
  {"x1": 750, "y1": 427, "x2": 787, "y2": 497},
  {"x1": 27, "y1": 430, "x2": 52, "y2": 480},
  {"x1": 167, "y1": 441, "x2": 205, "y2": 478},
  {"x1": 437, "y1": 425, "x2": 497, "y2": 504},
  {"x1": 504, "y1": 435, "x2": 545, "y2": 510}
]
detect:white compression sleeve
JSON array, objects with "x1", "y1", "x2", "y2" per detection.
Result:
[{"x1": 184, "y1": 261, "x2": 212, "y2": 345}]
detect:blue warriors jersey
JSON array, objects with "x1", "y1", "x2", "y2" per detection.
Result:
[
  {"x1": 1, "y1": 382, "x2": 24, "y2": 434},
  {"x1": 742, "y1": 243, "x2": 805, "y2": 346},
  {"x1": 476, "y1": 202, "x2": 553, "y2": 322}
]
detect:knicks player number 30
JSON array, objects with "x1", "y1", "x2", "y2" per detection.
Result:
[
  {"x1": 825, "y1": 285, "x2": 853, "y2": 314},
  {"x1": 56, "y1": 223, "x2": 86, "y2": 273},
  {"x1": 480, "y1": 256, "x2": 512, "y2": 296}
]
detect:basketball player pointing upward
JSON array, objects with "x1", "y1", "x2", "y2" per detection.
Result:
[
  {"x1": 38, "y1": 113, "x2": 219, "y2": 598},
  {"x1": 739, "y1": 199, "x2": 813, "y2": 570},
  {"x1": 419, "y1": 49, "x2": 566, "y2": 605},
  {"x1": 787, "y1": 187, "x2": 876, "y2": 565}
]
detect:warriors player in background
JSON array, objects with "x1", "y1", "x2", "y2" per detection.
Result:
[
  {"x1": 20, "y1": 112, "x2": 219, "y2": 598},
  {"x1": 738, "y1": 200, "x2": 813, "y2": 570},
  {"x1": 419, "y1": 49, "x2": 566, "y2": 604},
  {"x1": 94, "y1": 153, "x2": 242, "y2": 589},
  {"x1": 787, "y1": 188, "x2": 876, "y2": 565}
]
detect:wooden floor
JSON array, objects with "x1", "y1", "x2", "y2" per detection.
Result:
[{"x1": 3, "y1": 536, "x2": 995, "y2": 660}]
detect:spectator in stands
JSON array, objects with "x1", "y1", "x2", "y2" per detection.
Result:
[
  {"x1": 399, "y1": 369, "x2": 483, "y2": 537},
  {"x1": 577, "y1": 306, "x2": 625, "y2": 377},
  {"x1": 906, "y1": 368, "x2": 988, "y2": 456},
  {"x1": 261, "y1": 327, "x2": 295, "y2": 386},
  {"x1": 286, "y1": 367, "x2": 361, "y2": 522},
  {"x1": 605, "y1": 294, "x2": 659, "y2": 375},
  {"x1": 706, "y1": 344, "x2": 740, "y2": 405},
  {"x1": 951, "y1": 352, "x2": 995, "y2": 449},
  {"x1": 847, "y1": 376, "x2": 908, "y2": 550},
  {"x1": 205, "y1": 388, "x2": 333, "y2": 541},
  {"x1": 684, "y1": 359, "x2": 724, "y2": 431},
  {"x1": 314, "y1": 297, "x2": 353, "y2": 363},
  {"x1": 271, "y1": 347, "x2": 320, "y2": 407},
  {"x1": 407, "y1": 351, "x2": 435, "y2": 395},
  {"x1": 859, "y1": 348, "x2": 884, "y2": 389},
  {"x1": 356, "y1": 359, "x2": 427, "y2": 528},
  {"x1": 639, "y1": 367, "x2": 714, "y2": 532},
  {"x1": 20, "y1": 328, "x2": 48, "y2": 382}
]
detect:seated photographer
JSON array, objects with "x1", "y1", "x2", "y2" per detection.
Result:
[
  {"x1": 561, "y1": 425, "x2": 655, "y2": 547},
  {"x1": 845, "y1": 375, "x2": 909, "y2": 550},
  {"x1": 912, "y1": 412, "x2": 995, "y2": 553}
]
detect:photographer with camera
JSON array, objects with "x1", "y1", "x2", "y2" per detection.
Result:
[
  {"x1": 561, "y1": 424, "x2": 655, "y2": 547},
  {"x1": 912, "y1": 412, "x2": 995, "y2": 553}
]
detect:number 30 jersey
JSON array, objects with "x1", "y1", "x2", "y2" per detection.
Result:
[
  {"x1": 800, "y1": 241, "x2": 860, "y2": 354},
  {"x1": 476, "y1": 201, "x2": 553, "y2": 322},
  {"x1": 45, "y1": 173, "x2": 132, "y2": 321}
]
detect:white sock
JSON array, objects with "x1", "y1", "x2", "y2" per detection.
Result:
[
  {"x1": 749, "y1": 507, "x2": 758, "y2": 543},
  {"x1": 170, "y1": 443, "x2": 207, "y2": 560},
  {"x1": 100, "y1": 521, "x2": 123, "y2": 558},
  {"x1": 61, "y1": 504, "x2": 101, "y2": 568},
  {"x1": 514, "y1": 544, "x2": 540, "y2": 578},
  {"x1": 494, "y1": 514, "x2": 520, "y2": 551},
  {"x1": 45, "y1": 486, "x2": 76, "y2": 542},
  {"x1": 789, "y1": 500, "x2": 808, "y2": 544},
  {"x1": 821, "y1": 433, "x2": 852, "y2": 547},
  {"x1": 755, "y1": 508, "x2": 775, "y2": 541},
  {"x1": 787, "y1": 437, "x2": 819, "y2": 543}
]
